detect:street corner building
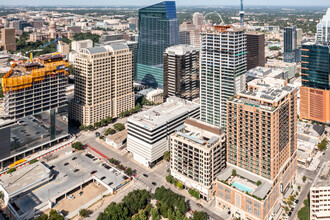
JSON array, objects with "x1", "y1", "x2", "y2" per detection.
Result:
[{"x1": 215, "y1": 77, "x2": 298, "y2": 220}]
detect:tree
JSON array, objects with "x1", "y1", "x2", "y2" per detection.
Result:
[
  {"x1": 36, "y1": 214, "x2": 48, "y2": 220},
  {"x1": 72, "y1": 142, "x2": 84, "y2": 150},
  {"x1": 7, "y1": 168, "x2": 16, "y2": 174},
  {"x1": 298, "y1": 186, "x2": 301, "y2": 191},
  {"x1": 68, "y1": 64, "x2": 74, "y2": 75},
  {"x1": 79, "y1": 209, "x2": 89, "y2": 218},
  {"x1": 106, "y1": 116, "x2": 113, "y2": 124},
  {"x1": 94, "y1": 122, "x2": 101, "y2": 128},
  {"x1": 298, "y1": 206, "x2": 309, "y2": 220},
  {"x1": 151, "y1": 208, "x2": 159, "y2": 220},
  {"x1": 177, "y1": 181, "x2": 184, "y2": 189},
  {"x1": 87, "y1": 125, "x2": 94, "y2": 130},
  {"x1": 114, "y1": 123, "x2": 125, "y2": 131},
  {"x1": 232, "y1": 169, "x2": 237, "y2": 176},
  {"x1": 79, "y1": 125, "x2": 85, "y2": 131},
  {"x1": 318, "y1": 138, "x2": 328, "y2": 151},
  {"x1": 29, "y1": 159, "x2": 38, "y2": 164},
  {"x1": 285, "y1": 206, "x2": 289, "y2": 212},
  {"x1": 303, "y1": 199, "x2": 309, "y2": 207},
  {"x1": 125, "y1": 167, "x2": 133, "y2": 176},
  {"x1": 192, "y1": 211, "x2": 207, "y2": 220},
  {"x1": 188, "y1": 188, "x2": 200, "y2": 199},
  {"x1": 302, "y1": 175, "x2": 307, "y2": 183},
  {"x1": 49, "y1": 209, "x2": 64, "y2": 220},
  {"x1": 257, "y1": 180, "x2": 262, "y2": 186},
  {"x1": 163, "y1": 151, "x2": 170, "y2": 161},
  {"x1": 0, "y1": 191, "x2": 3, "y2": 201},
  {"x1": 166, "y1": 174, "x2": 173, "y2": 183},
  {"x1": 100, "y1": 119, "x2": 108, "y2": 127},
  {"x1": 295, "y1": 73, "x2": 300, "y2": 78},
  {"x1": 104, "y1": 128, "x2": 116, "y2": 136}
]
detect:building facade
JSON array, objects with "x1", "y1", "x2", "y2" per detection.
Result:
[
  {"x1": 300, "y1": 43, "x2": 330, "y2": 125},
  {"x1": 246, "y1": 32, "x2": 265, "y2": 70},
  {"x1": 1, "y1": 54, "x2": 69, "y2": 119},
  {"x1": 69, "y1": 45, "x2": 135, "y2": 126},
  {"x1": 200, "y1": 25, "x2": 246, "y2": 128},
  {"x1": 136, "y1": 1, "x2": 179, "y2": 88},
  {"x1": 316, "y1": 8, "x2": 330, "y2": 43},
  {"x1": 127, "y1": 97, "x2": 199, "y2": 167},
  {"x1": 163, "y1": 45, "x2": 199, "y2": 101},
  {"x1": 1, "y1": 28, "x2": 16, "y2": 51},
  {"x1": 215, "y1": 77, "x2": 298, "y2": 220},
  {"x1": 283, "y1": 26, "x2": 302, "y2": 63},
  {"x1": 170, "y1": 118, "x2": 226, "y2": 200},
  {"x1": 310, "y1": 162, "x2": 330, "y2": 220},
  {"x1": 71, "y1": 39, "x2": 93, "y2": 51}
]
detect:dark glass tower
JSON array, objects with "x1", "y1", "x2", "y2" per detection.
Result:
[
  {"x1": 136, "y1": 1, "x2": 179, "y2": 88},
  {"x1": 301, "y1": 43, "x2": 330, "y2": 89}
]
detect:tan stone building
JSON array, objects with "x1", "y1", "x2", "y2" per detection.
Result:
[
  {"x1": 215, "y1": 77, "x2": 298, "y2": 220},
  {"x1": 1, "y1": 28, "x2": 16, "y2": 51},
  {"x1": 69, "y1": 45, "x2": 134, "y2": 126}
]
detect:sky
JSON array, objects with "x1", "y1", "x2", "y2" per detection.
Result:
[{"x1": 0, "y1": 0, "x2": 329, "y2": 6}]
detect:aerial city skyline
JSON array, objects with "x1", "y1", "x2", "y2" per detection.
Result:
[{"x1": 0, "y1": 1, "x2": 328, "y2": 220}]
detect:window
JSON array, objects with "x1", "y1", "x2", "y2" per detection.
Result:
[
  {"x1": 254, "y1": 208, "x2": 260, "y2": 217},
  {"x1": 225, "y1": 188, "x2": 231, "y2": 194},
  {"x1": 225, "y1": 194, "x2": 231, "y2": 202},
  {"x1": 247, "y1": 204, "x2": 252, "y2": 213},
  {"x1": 218, "y1": 191, "x2": 223, "y2": 198},
  {"x1": 254, "y1": 202, "x2": 260, "y2": 209}
]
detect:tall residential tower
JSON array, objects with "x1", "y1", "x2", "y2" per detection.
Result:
[
  {"x1": 136, "y1": 1, "x2": 179, "y2": 88},
  {"x1": 69, "y1": 45, "x2": 135, "y2": 126},
  {"x1": 200, "y1": 25, "x2": 246, "y2": 128}
]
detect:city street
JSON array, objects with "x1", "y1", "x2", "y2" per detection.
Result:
[{"x1": 75, "y1": 133, "x2": 226, "y2": 220}]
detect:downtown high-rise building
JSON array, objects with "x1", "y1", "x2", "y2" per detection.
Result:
[
  {"x1": 163, "y1": 45, "x2": 199, "y2": 101},
  {"x1": 136, "y1": 1, "x2": 179, "y2": 88},
  {"x1": 215, "y1": 77, "x2": 298, "y2": 220},
  {"x1": 1, "y1": 28, "x2": 16, "y2": 51},
  {"x1": 200, "y1": 25, "x2": 246, "y2": 128},
  {"x1": 316, "y1": 8, "x2": 330, "y2": 43},
  {"x1": 283, "y1": 26, "x2": 302, "y2": 63},
  {"x1": 246, "y1": 32, "x2": 265, "y2": 70},
  {"x1": 300, "y1": 43, "x2": 330, "y2": 125},
  {"x1": 1, "y1": 54, "x2": 68, "y2": 119},
  {"x1": 69, "y1": 45, "x2": 135, "y2": 126}
]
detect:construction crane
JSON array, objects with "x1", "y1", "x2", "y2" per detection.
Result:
[{"x1": 239, "y1": 0, "x2": 245, "y2": 28}]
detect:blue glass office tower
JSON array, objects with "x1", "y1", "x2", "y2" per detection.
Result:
[{"x1": 136, "y1": 1, "x2": 179, "y2": 88}]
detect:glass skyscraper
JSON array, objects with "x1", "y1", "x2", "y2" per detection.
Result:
[
  {"x1": 136, "y1": 1, "x2": 179, "y2": 88},
  {"x1": 283, "y1": 26, "x2": 302, "y2": 63},
  {"x1": 301, "y1": 43, "x2": 330, "y2": 90}
]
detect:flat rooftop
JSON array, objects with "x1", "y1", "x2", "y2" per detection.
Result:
[
  {"x1": 165, "y1": 44, "x2": 198, "y2": 55},
  {"x1": 9, "y1": 151, "x2": 128, "y2": 216},
  {"x1": 174, "y1": 118, "x2": 224, "y2": 148},
  {"x1": 217, "y1": 164, "x2": 273, "y2": 200},
  {"x1": 312, "y1": 162, "x2": 330, "y2": 187},
  {"x1": 236, "y1": 77, "x2": 297, "y2": 107},
  {"x1": 0, "y1": 162, "x2": 51, "y2": 195},
  {"x1": 128, "y1": 97, "x2": 199, "y2": 130}
]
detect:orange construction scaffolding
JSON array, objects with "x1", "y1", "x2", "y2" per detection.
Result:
[{"x1": 1, "y1": 60, "x2": 69, "y2": 93}]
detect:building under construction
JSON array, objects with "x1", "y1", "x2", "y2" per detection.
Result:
[{"x1": 1, "y1": 54, "x2": 69, "y2": 120}]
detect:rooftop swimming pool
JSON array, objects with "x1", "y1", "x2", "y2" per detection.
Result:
[{"x1": 232, "y1": 181, "x2": 253, "y2": 193}]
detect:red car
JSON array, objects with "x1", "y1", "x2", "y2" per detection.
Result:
[{"x1": 90, "y1": 170, "x2": 97, "y2": 175}]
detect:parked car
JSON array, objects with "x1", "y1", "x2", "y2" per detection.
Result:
[
  {"x1": 152, "y1": 182, "x2": 157, "y2": 186},
  {"x1": 72, "y1": 157, "x2": 77, "y2": 160},
  {"x1": 90, "y1": 170, "x2": 97, "y2": 175},
  {"x1": 197, "y1": 203, "x2": 203, "y2": 208},
  {"x1": 288, "y1": 212, "x2": 292, "y2": 216},
  {"x1": 295, "y1": 199, "x2": 299, "y2": 204},
  {"x1": 78, "y1": 191, "x2": 83, "y2": 196},
  {"x1": 64, "y1": 162, "x2": 69, "y2": 166},
  {"x1": 143, "y1": 174, "x2": 148, "y2": 177}
]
